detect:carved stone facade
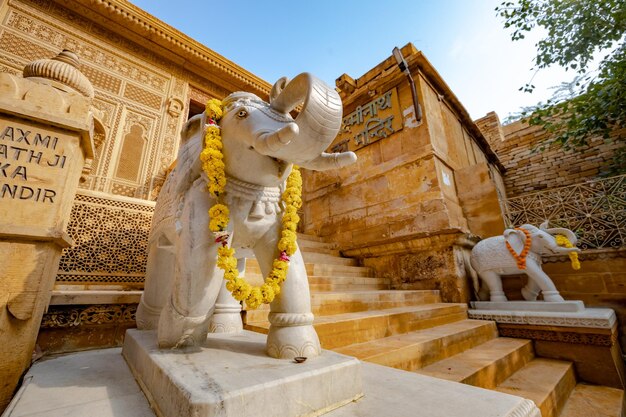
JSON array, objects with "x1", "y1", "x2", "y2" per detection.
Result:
[
  {"x1": 0, "y1": 0, "x2": 271, "y2": 293},
  {"x1": 41, "y1": 303, "x2": 137, "y2": 329},
  {"x1": 0, "y1": 0, "x2": 269, "y2": 202}
]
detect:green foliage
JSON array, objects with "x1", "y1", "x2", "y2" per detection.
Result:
[{"x1": 497, "y1": 0, "x2": 626, "y2": 173}]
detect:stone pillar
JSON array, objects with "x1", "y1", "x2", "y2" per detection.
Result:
[{"x1": 0, "y1": 50, "x2": 94, "y2": 411}]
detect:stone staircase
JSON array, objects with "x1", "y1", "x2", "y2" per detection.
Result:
[{"x1": 244, "y1": 234, "x2": 624, "y2": 417}]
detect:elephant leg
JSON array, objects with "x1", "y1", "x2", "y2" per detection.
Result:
[
  {"x1": 157, "y1": 180, "x2": 224, "y2": 348},
  {"x1": 208, "y1": 258, "x2": 244, "y2": 333},
  {"x1": 253, "y1": 231, "x2": 321, "y2": 359},
  {"x1": 521, "y1": 276, "x2": 541, "y2": 301},
  {"x1": 525, "y1": 262, "x2": 564, "y2": 302},
  {"x1": 479, "y1": 271, "x2": 507, "y2": 302},
  {"x1": 136, "y1": 228, "x2": 176, "y2": 330}
]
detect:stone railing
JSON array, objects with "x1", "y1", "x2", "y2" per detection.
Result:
[
  {"x1": 55, "y1": 189, "x2": 155, "y2": 289},
  {"x1": 503, "y1": 174, "x2": 625, "y2": 250}
]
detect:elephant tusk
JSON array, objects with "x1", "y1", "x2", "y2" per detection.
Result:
[
  {"x1": 254, "y1": 123, "x2": 299, "y2": 155},
  {"x1": 299, "y1": 151, "x2": 357, "y2": 171}
]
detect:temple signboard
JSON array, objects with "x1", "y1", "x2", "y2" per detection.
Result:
[
  {"x1": 330, "y1": 88, "x2": 403, "y2": 152},
  {"x1": 0, "y1": 118, "x2": 82, "y2": 234}
]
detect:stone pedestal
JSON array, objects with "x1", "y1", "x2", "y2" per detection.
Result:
[
  {"x1": 122, "y1": 329, "x2": 363, "y2": 417},
  {"x1": 469, "y1": 301, "x2": 625, "y2": 389},
  {"x1": 0, "y1": 51, "x2": 94, "y2": 411}
]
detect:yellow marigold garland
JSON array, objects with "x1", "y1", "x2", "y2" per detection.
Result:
[
  {"x1": 201, "y1": 98, "x2": 301, "y2": 309},
  {"x1": 505, "y1": 227, "x2": 532, "y2": 270},
  {"x1": 555, "y1": 234, "x2": 581, "y2": 270}
]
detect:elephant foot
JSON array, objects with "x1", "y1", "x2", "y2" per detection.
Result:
[
  {"x1": 477, "y1": 286, "x2": 490, "y2": 301},
  {"x1": 489, "y1": 291, "x2": 508, "y2": 302},
  {"x1": 157, "y1": 299, "x2": 210, "y2": 348},
  {"x1": 266, "y1": 312, "x2": 321, "y2": 359},
  {"x1": 542, "y1": 291, "x2": 565, "y2": 302},
  {"x1": 208, "y1": 302, "x2": 243, "y2": 334},
  {"x1": 136, "y1": 298, "x2": 162, "y2": 330},
  {"x1": 521, "y1": 285, "x2": 540, "y2": 301}
]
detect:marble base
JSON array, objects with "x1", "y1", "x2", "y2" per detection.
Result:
[
  {"x1": 122, "y1": 329, "x2": 362, "y2": 417},
  {"x1": 5, "y1": 347, "x2": 541, "y2": 417},
  {"x1": 469, "y1": 304, "x2": 616, "y2": 329},
  {"x1": 471, "y1": 300, "x2": 585, "y2": 313},
  {"x1": 325, "y1": 362, "x2": 540, "y2": 417}
]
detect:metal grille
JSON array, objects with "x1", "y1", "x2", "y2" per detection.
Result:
[{"x1": 504, "y1": 174, "x2": 626, "y2": 250}]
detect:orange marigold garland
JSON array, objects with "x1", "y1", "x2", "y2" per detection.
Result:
[
  {"x1": 200, "y1": 98, "x2": 301, "y2": 309},
  {"x1": 505, "y1": 227, "x2": 532, "y2": 270}
]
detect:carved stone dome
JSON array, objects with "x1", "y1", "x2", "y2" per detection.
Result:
[{"x1": 23, "y1": 50, "x2": 94, "y2": 98}]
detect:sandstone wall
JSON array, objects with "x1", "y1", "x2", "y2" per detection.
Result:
[
  {"x1": 303, "y1": 47, "x2": 506, "y2": 301},
  {"x1": 476, "y1": 112, "x2": 624, "y2": 197},
  {"x1": 304, "y1": 59, "x2": 505, "y2": 250}
]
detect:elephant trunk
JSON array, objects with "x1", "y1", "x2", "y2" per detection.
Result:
[{"x1": 269, "y1": 73, "x2": 342, "y2": 165}]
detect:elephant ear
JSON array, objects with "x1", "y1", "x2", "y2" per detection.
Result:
[
  {"x1": 180, "y1": 113, "x2": 204, "y2": 145},
  {"x1": 270, "y1": 77, "x2": 289, "y2": 105},
  {"x1": 503, "y1": 228, "x2": 527, "y2": 254},
  {"x1": 540, "y1": 221, "x2": 578, "y2": 245}
]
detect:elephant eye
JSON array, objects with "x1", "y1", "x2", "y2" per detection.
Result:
[{"x1": 236, "y1": 109, "x2": 248, "y2": 119}]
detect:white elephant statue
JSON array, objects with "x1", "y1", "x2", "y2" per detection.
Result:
[
  {"x1": 136, "y1": 73, "x2": 357, "y2": 358},
  {"x1": 470, "y1": 221, "x2": 580, "y2": 302}
]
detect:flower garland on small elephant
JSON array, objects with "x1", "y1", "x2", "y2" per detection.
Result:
[
  {"x1": 555, "y1": 234, "x2": 581, "y2": 270},
  {"x1": 200, "y1": 99, "x2": 301, "y2": 310},
  {"x1": 505, "y1": 227, "x2": 532, "y2": 270}
]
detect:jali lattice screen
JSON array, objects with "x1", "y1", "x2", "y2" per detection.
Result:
[{"x1": 56, "y1": 190, "x2": 155, "y2": 287}]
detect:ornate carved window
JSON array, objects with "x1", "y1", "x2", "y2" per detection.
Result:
[{"x1": 115, "y1": 123, "x2": 146, "y2": 182}]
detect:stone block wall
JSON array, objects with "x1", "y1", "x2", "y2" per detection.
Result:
[{"x1": 476, "y1": 112, "x2": 624, "y2": 197}]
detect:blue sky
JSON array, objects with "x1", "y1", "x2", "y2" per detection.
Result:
[{"x1": 129, "y1": 0, "x2": 572, "y2": 122}]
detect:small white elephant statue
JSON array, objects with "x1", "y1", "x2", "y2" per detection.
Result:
[
  {"x1": 136, "y1": 73, "x2": 357, "y2": 358},
  {"x1": 470, "y1": 221, "x2": 580, "y2": 302}
]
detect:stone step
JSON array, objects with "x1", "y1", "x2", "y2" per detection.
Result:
[
  {"x1": 297, "y1": 238, "x2": 337, "y2": 251},
  {"x1": 49, "y1": 290, "x2": 142, "y2": 305},
  {"x1": 245, "y1": 260, "x2": 373, "y2": 278},
  {"x1": 308, "y1": 276, "x2": 389, "y2": 287},
  {"x1": 334, "y1": 319, "x2": 498, "y2": 371},
  {"x1": 301, "y1": 251, "x2": 356, "y2": 265},
  {"x1": 309, "y1": 282, "x2": 390, "y2": 292},
  {"x1": 312, "y1": 264, "x2": 373, "y2": 277},
  {"x1": 245, "y1": 304, "x2": 469, "y2": 350},
  {"x1": 559, "y1": 383, "x2": 624, "y2": 417},
  {"x1": 316, "y1": 304, "x2": 468, "y2": 349},
  {"x1": 312, "y1": 290, "x2": 441, "y2": 315},
  {"x1": 244, "y1": 290, "x2": 441, "y2": 323},
  {"x1": 300, "y1": 246, "x2": 342, "y2": 256},
  {"x1": 244, "y1": 275, "x2": 388, "y2": 287},
  {"x1": 296, "y1": 233, "x2": 327, "y2": 243},
  {"x1": 415, "y1": 337, "x2": 534, "y2": 389},
  {"x1": 495, "y1": 358, "x2": 576, "y2": 417}
]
